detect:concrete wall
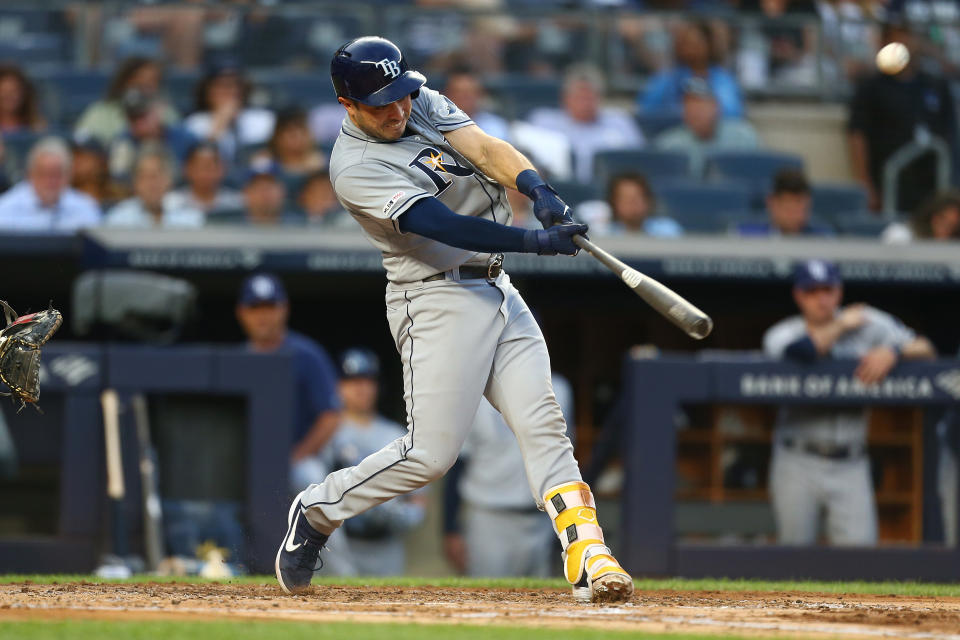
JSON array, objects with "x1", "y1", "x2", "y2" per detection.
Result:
[{"x1": 749, "y1": 102, "x2": 855, "y2": 183}]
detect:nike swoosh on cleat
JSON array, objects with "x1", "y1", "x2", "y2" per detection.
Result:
[{"x1": 285, "y1": 508, "x2": 303, "y2": 552}]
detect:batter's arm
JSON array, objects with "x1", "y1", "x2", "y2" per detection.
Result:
[
  {"x1": 443, "y1": 124, "x2": 534, "y2": 188},
  {"x1": 445, "y1": 124, "x2": 574, "y2": 229}
]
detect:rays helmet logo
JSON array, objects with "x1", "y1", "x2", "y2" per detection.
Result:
[{"x1": 375, "y1": 58, "x2": 401, "y2": 79}]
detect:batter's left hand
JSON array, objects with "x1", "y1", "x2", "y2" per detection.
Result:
[
  {"x1": 855, "y1": 345, "x2": 898, "y2": 385},
  {"x1": 531, "y1": 185, "x2": 575, "y2": 229}
]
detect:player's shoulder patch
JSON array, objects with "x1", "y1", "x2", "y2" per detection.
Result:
[{"x1": 383, "y1": 191, "x2": 406, "y2": 215}]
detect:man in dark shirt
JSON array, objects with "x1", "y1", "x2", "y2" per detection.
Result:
[
  {"x1": 848, "y1": 22, "x2": 957, "y2": 213},
  {"x1": 735, "y1": 168, "x2": 833, "y2": 236},
  {"x1": 235, "y1": 273, "x2": 341, "y2": 492}
]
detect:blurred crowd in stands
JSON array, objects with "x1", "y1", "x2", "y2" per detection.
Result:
[{"x1": 0, "y1": 3, "x2": 955, "y2": 241}]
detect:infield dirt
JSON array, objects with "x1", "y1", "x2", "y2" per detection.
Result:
[{"x1": 3, "y1": 582, "x2": 960, "y2": 638}]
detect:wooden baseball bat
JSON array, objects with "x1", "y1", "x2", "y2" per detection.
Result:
[
  {"x1": 572, "y1": 235, "x2": 713, "y2": 340},
  {"x1": 131, "y1": 393, "x2": 164, "y2": 572},
  {"x1": 100, "y1": 388, "x2": 128, "y2": 557}
]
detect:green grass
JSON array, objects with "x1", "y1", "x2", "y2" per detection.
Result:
[
  {"x1": 0, "y1": 620, "x2": 768, "y2": 640},
  {"x1": 2, "y1": 574, "x2": 960, "y2": 596}
]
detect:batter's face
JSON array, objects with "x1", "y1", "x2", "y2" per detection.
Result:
[
  {"x1": 793, "y1": 284, "x2": 842, "y2": 325},
  {"x1": 340, "y1": 95, "x2": 412, "y2": 141}
]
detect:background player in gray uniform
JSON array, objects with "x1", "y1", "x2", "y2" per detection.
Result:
[
  {"x1": 328, "y1": 348, "x2": 426, "y2": 576},
  {"x1": 763, "y1": 259, "x2": 936, "y2": 545},
  {"x1": 277, "y1": 36, "x2": 633, "y2": 604},
  {"x1": 444, "y1": 373, "x2": 574, "y2": 577}
]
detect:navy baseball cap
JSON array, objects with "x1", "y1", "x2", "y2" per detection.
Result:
[
  {"x1": 340, "y1": 348, "x2": 380, "y2": 379},
  {"x1": 243, "y1": 158, "x2": 282, "y2": 185},
  {"x1": 793, "y1": 259, "x2": 841, "y2": 290},
  {"x1": 238, "y1": 273, "x2": 287, "y2": 306}
]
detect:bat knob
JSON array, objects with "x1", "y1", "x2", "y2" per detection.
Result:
[{"x1": 689, "y1": 316, "x2": 714, "y2": 340}]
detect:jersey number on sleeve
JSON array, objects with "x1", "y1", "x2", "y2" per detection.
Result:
[{"x1": 408, "y1": 147, "x2": 474, "y2": 196}]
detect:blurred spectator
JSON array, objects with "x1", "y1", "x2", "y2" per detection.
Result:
[
  {"x1": 882, "y1": 189, "x2": 960, "y2": 243},
  {"x1": 184, "y1": 63, "x2": 275, "y2": 166},
  {"x1": 740, "y1": 0, "x2": 819, "y2": 85},
  {"x1": 655, "y1": 78, "x2": 760, "y2": 175},
  {"x1": 108, "y1": 89, "x2": 196, "y2": 184},
  {"x1": 0, "y1": 137, "x2": 101, "y2": 231},
  {"x1": 70, "y1": 142, "x2": 121, "y2": 207},
  {"x1": 299, "y1": 170, "x2": 350, "y2": 228},
  {"x1": 442, "y1": 68, "x2": 509, "y2": 141},
  {"x1": 734, "y1": 168, "x2": 833, "y2": 236},
  {"x1": 527, "y1": 64, "x2": 644, "y2": 183},
  {"x1": 238, "y1": 161, "x2": 296, "y2": 226},
  {"x1": 235, "y1": 273, "x2": 341, "y2": 491},
  {"x1": 0, "y1": 65, "x2": 46, "y2": 134},
  {"x1": 105, "y1": 145, "x2": 203, "y2": 228},
  {"x1": 640, "y1": 20, "x2": 745, "y2": 118},
  {"x1": 252, "y1": 107, "x2": 325, "y2": 177},
  {"x1": 848, "y1": 22, "x2": 957, "y2": 213},
  {"x1": 505, "y1": 188, "x2": 540, "y2": 230},
  {"x1": 591, "y1": 172, "x2": 683, "y2": 237},
  {"x1": 74, "y1": 57, "x2": 180, "y2": 148},
  {"x1": 328, "y1": 349, "x2": 426, "y2": 576},
  {"x1": 763, "y1": 259, "x2": 935, "y2": 545},
  {"x1": 168, "y1": 142, "x2": 243, "y2": 216},
  {"x1": 443, "y1": 374, "x2": 574, "y2": 577}
]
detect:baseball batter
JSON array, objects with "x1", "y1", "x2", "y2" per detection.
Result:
[{"x1": 276, "y1": 36, "x2": 633, "y2": 603}]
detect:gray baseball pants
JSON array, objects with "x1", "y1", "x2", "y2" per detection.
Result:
[
  {"x1": 301, "y1": 272, "x2": 581, "y2": 534},
  {"x1": 769, "y1": 444, "x2": 877, "y2": 545}
]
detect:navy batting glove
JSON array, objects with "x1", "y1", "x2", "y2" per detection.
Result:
[
  {"x1": 516, "y1": 169, "x2": 575, "y2": 229},
  {"x1": 523, "y1": 223, "x2": 589, "y2": 256}
]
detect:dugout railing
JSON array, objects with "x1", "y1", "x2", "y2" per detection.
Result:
[{"x1": 622, "y1": 355, "x2": 960, "y2": 581}]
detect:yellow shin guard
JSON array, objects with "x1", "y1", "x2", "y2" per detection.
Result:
[{"x1": 544, "y1": 481, "x2": 634, "y2": 603}]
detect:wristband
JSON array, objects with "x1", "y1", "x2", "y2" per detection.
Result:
[{"x1": 516, "y1": 169, "x2": 552, "y2": 199}]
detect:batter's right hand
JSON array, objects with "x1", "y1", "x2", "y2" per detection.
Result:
[{"x1": 524, "y1": 223, "x2": 589, "y2": 256}]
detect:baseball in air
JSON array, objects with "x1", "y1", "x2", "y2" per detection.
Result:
[{"x1": 876, "y1": 42, "x2": 910, "y2": 75}]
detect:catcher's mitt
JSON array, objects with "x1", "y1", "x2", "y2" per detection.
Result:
[{"x1": 0, "y1": 301, "x2": 63, "y2": 411}]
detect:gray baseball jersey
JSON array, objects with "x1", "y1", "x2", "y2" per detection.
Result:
[
  {"x1": 763, "y1": 306, "x2": 915, "y2": 447},
  {"x1": 329, "y1": 87, "x2": 513, "y2": 283}
]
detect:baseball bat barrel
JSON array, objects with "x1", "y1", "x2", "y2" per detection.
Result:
[{"x1": 572, "y1": 235, "x2": 713, "y2": 340}]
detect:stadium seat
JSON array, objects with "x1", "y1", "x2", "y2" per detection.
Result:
[
  {"x1": 166, "y1": 71, "x2": 201, "y2": 117},
  {"x1": 834, "y1": 212, "x2": 892, "y2": 237},
  {"x1": 34, "y1": 69, "x2": 110, "y2": 130},
  {"x1": 2, "y1": 132, "x2": 43, "y2": 182},
  {"x1": 655, "y1": 182, "x2": 751, "y2": 233},
  {"x1": 811, "y1": 183, "x2": 868, "y2": 220},
  {"x1": 635, "y1": 112, "x2": 683, "y2": 139},
  {"x1": 485, "y1": 75, "x2": 561, "y2": 120},
  {"x1": 703, "y1": 150, "x2": 804, "y2": 205},
  {"x1": 593, "y1": 149, "x2": 691, "y2": 186},
  {"x1": 250, "y1": 70, "x2": 337, "y2": 109},
  {"x1": 551, "y1": 180, "x2": 601, "y2": 207}
]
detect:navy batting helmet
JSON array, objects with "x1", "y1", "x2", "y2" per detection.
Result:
[{"x1": 330, "y1": 36, "x2": 426, "y2": 107}]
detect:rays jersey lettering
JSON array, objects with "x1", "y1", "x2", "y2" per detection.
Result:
[{"x1": 408, "y1": 147, "x2": 474, "y2": 196}]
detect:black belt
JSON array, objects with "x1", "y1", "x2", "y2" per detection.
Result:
[
  {"x1": 423, "y1": 255, "x2": 503, "y2": 283},
  {"x1": 781, "y1": 438, "x2": 864, "y2": 460}
]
